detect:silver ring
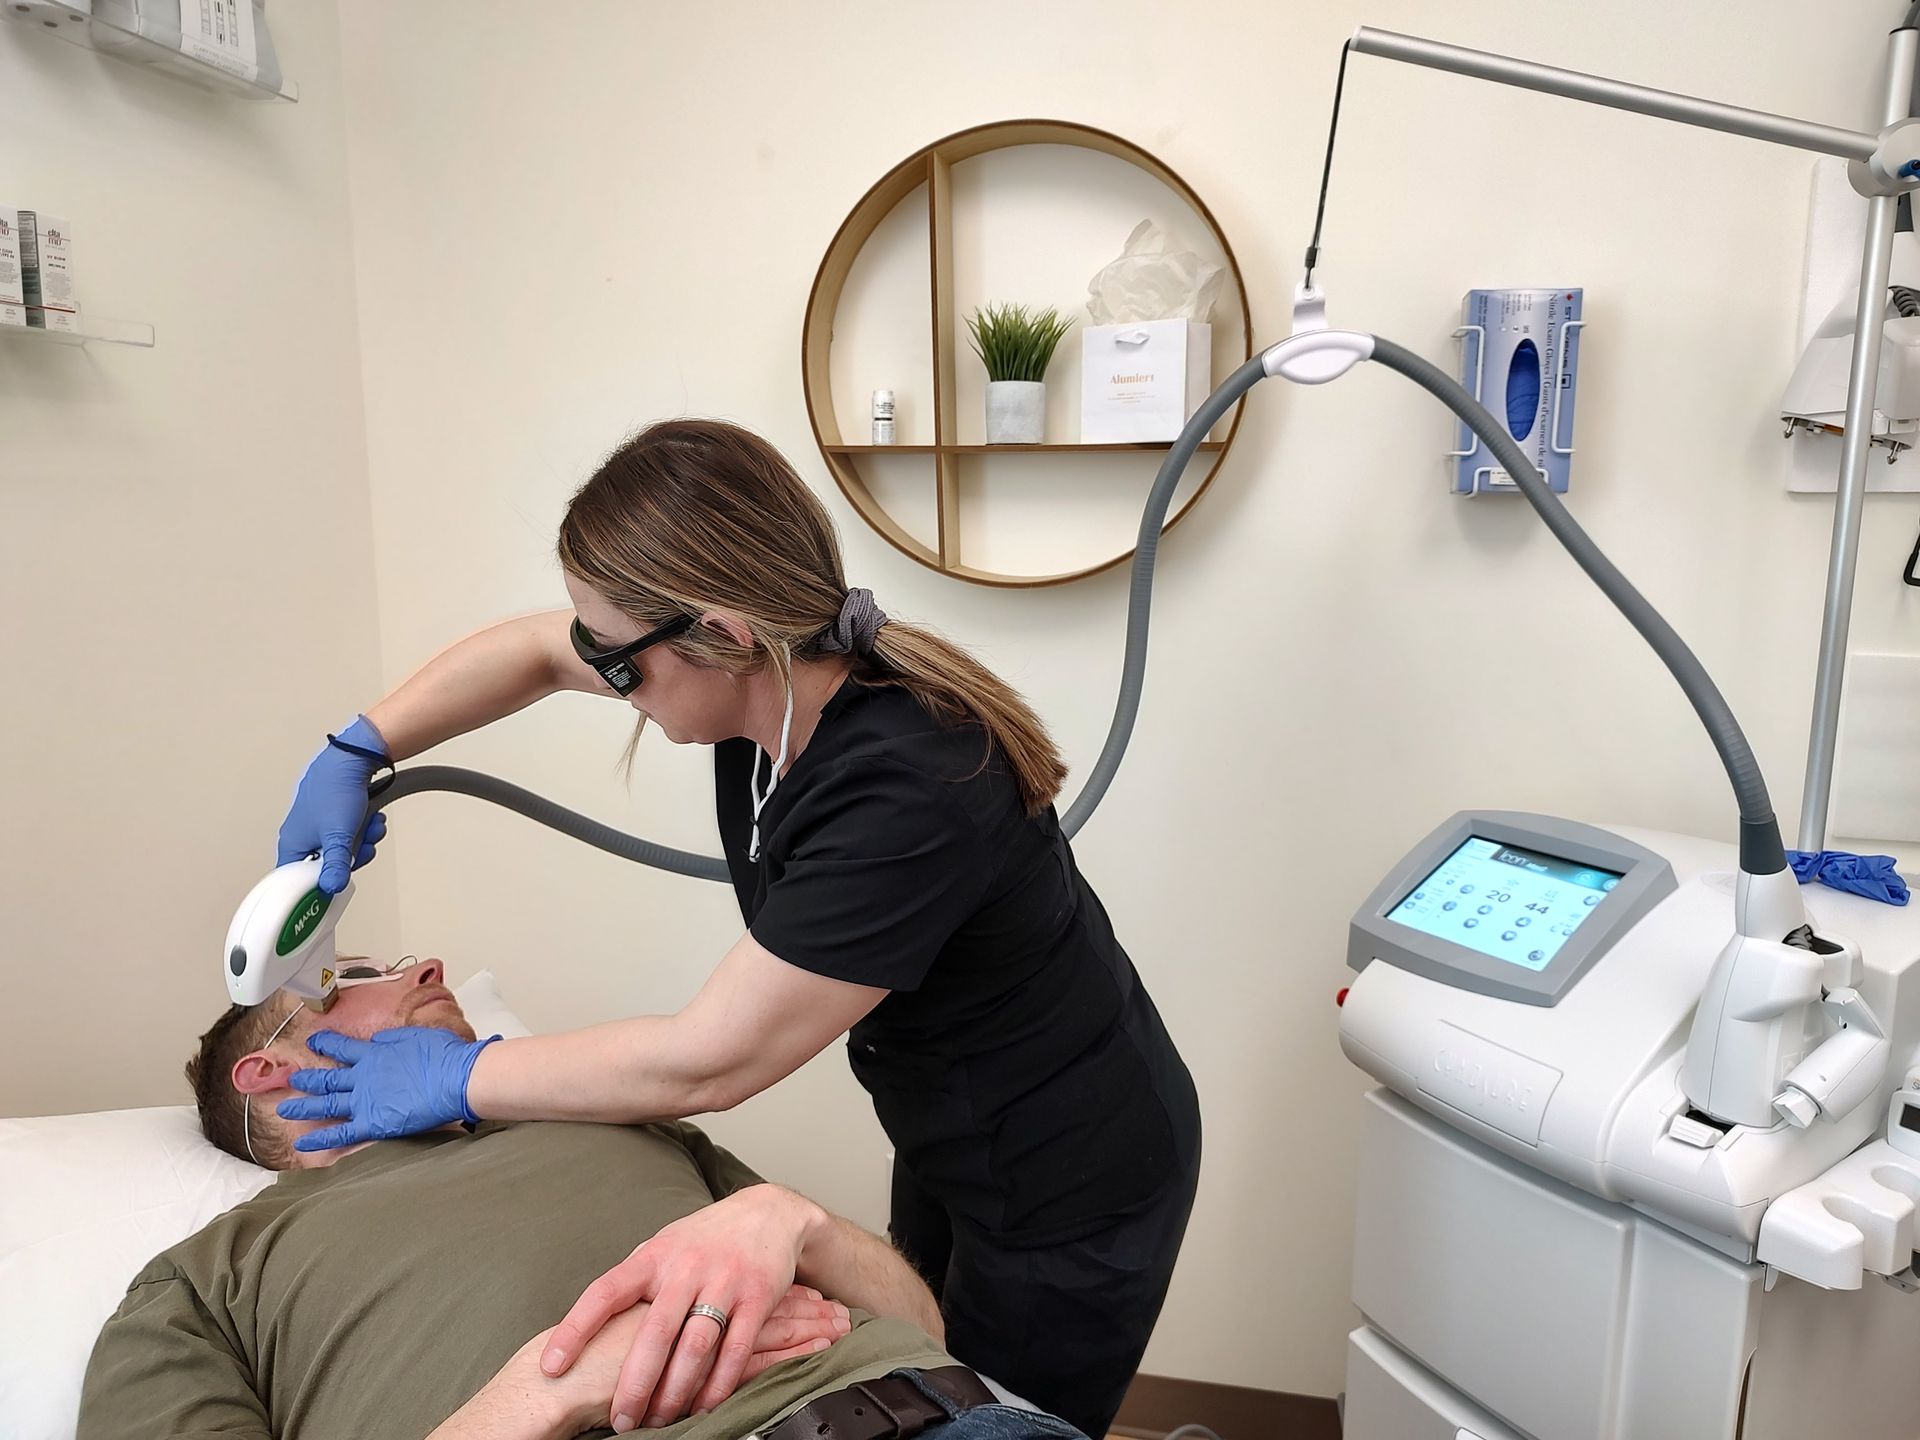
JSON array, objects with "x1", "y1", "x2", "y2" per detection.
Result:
[{"x1": 686, "y1": 1303, "x2": 729, "y2": 1331}]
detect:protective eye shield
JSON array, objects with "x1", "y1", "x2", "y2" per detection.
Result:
[
  {"x1": 334, "y1": 957, "x2": 420, "y2": 990},
  {"x1": 569, "y1": 614, "x2": 695, "y2": 695}
]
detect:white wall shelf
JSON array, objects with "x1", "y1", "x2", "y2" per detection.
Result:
[
  {"x1": 2, "y1": 311, "x2": 154, "y2": 347},
  {"x1": 2, "y1": 0, "x2": 297, "y2": 102}
]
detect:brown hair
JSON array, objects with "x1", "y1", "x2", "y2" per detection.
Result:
[
  {"x1": 185, "y1": 998, "x2": 296, "y2": 1169},
  {"x1": 556, "y1": 419, "x2": 1067, "y2": 813}
]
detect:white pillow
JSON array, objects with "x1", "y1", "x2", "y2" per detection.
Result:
[
  {"x1": 449, "y1": 967, "x2": 537, "y2": 1045},
  {"x1": 0, "y1": 969, "x2": 534, "y2": 1440}
]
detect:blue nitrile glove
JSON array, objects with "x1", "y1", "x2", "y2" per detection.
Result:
[
  {"x1": 1787, "y1": 849, "x2": 1912, "y2": 906},
  {"x1": 277, "y1": 714, "x2": 391, "y2": 895},
  {"x1": 277, "y1": 1027, "x2": 503, "y2": 1152}
]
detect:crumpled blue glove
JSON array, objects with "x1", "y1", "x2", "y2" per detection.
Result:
[
  {"x1": 1787, "y1": 849, "x2": 1912, "y2": 906},
  {"x1": 277, "y1": 714, "x2": 391, "y2": 895},
  {"x1": 277, "y1": 1027, "x2": 503, "y2": 1152}
]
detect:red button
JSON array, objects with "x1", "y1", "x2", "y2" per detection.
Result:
[{"x1": 1336, "y1": 987, "x2": 1350, "y2": 1007}]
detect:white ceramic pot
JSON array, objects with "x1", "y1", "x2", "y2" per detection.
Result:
[{"x1": 984, "y1": 380, "x2": 1046, "y2": 444}]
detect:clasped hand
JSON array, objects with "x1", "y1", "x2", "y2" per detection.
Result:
[
  {"x1": 471, "y1": 1284, "x2": 849, "y2": 1439},
  {"x1": 538, "y1": 1185, "x2": 835, "y2": 1433}
]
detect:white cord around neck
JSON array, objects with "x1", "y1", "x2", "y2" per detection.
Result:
[{"x1": 748, "y1": 678, "x2": 796, "y2": 862}]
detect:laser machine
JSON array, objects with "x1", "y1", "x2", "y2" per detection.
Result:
[{"x1": 1307, "y1": 23, "x2": 1920, "y2": 1440}]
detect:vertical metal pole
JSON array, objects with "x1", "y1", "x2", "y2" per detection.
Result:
[{"x1": 1797, "y1": 26, "x2": 1918, "y2": 852}]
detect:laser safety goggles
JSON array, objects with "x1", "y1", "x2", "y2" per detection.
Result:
[
  {"x1": 334, "y1": 956, "x2": 423, "y2": 991},
  {"x1": 569, "y1": 614, "x2": 695, "y2": 695}
]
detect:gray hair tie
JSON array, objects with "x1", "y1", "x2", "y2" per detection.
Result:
[{"x1": 817, "y1": 587, "x2": 888, "y2": 657}]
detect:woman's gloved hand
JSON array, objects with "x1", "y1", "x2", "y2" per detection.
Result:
[
  {"x1": 277, "y1": 1027, "x2": 502, "y2": 1151},
  {"x1": 277, "y1": 714, "x2": 391, "y2": 895}
]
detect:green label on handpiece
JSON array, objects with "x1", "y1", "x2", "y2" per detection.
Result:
[{"x1": 277, "y1": 888, "x2": 333, "y2": 957}]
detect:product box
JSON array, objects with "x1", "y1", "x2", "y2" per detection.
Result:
[
  {"x1": 1451, "y1": 288, "x2": 1583, "y2": 497},
  {"x1": 30, "y1": 213, "x2": 78, "y2": 333},
  {"x1": 17, "y1": 207, "x2": 41, "y2": 327},
  {"x1": 0, "y1": 206, "x2": 23, "y2": 327},
  {"x1": 16, "y1": 209, "x2": 77, "y2": 332},
  {"x1": 1081, "y1": 319, "x2": 1212, "y2": 443}
]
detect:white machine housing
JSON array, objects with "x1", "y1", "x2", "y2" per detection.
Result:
[
  {"x1": 1339, "y1": 814, "x2": 1920, "y2": 1440},
  {"x1": 1342, "y1": 817, "x2": 1920, "y2": 1256}
]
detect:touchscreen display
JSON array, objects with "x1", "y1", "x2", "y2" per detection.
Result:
[{"x1": 1384, "y1": 836, "x2": 1622, "y2": 971}]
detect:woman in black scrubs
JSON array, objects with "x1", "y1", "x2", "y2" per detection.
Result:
[{"x1": 273, "y1": 419, "x2": 1200, "y2": 1438}]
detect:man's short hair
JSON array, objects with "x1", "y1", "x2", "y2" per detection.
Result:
[{"x1": 185, "y1": 999, "x2": 295, "y2": 1168}]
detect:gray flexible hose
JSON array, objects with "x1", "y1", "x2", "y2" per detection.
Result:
[
  {"x1": 1059, "y1": 353, "x2": 1272, "y2": 836},
  {"x1": 365, "y1": 337, "x2": 1784, "y2": 880},
  {"x1": 372, "y1": 765, "x2": 731, "y2": 883},
  {"x1": 1368, "y1": 336, "x2": 1787, "y2": 876}
]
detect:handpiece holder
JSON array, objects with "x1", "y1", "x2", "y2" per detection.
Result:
[
  {"x1": 1683, "y1": 868, "x2": 1816, "y2": 1129},
  {"x1": 1681, "y1": 865, "x2": 1887, "y2": 1129},
  {"x1": 1757, "y1": 1064, "x2": 1920, "y2": 1288}
]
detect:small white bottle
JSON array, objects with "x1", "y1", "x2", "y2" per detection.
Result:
[{"x1": 871, "y1": 389, "x2": 896, "y2": 445}]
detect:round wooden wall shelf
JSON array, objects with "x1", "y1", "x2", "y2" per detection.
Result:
[{"x1": 801, "y1": 119, "x2": 1252, "y2": 588}]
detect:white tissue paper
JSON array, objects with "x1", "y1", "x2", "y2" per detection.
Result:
[
  {"x1": 1082, "y1": 221, "x2": 1223, "y2": 441},
  {"x1": 1085, "y1": 219, "x2": 1224, "y2": 326}
]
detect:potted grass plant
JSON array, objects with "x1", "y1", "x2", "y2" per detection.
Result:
[{"x1": 965, "y1": 302, "x2": 1074, "y2": 444}]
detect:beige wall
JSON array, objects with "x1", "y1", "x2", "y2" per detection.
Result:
[
  {"x1": 0, "y1": 4, "x2": 399, "y2": 1115},
  {"x1": 6, "y1": 0, "x2": 1919, "y2": 1405}
]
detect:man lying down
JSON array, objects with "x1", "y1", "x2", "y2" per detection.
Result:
[{"x1": 77, "y1": 958, "x2": 1088, "y2": 1440}]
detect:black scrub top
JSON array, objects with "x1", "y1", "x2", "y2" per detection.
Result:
[{"x1": 716, "y1": 679, "x2": 1195, "y2": 1247}]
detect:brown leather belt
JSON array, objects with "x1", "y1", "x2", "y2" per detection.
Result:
[{"x1": 766, "y1": 1366, "x2": 997, "y2": 1440}]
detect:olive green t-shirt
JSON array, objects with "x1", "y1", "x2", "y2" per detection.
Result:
[{"x1": 77, "y1": 1121, "x2": 951, "y2": 1440}]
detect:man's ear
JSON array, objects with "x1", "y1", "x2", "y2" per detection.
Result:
[
  {"x1": 232, "y1": 1051, "x2": 298, "y2": 1095},
  {"x1": 699, "y1": 611, "x2": 756, "y2": 650}
]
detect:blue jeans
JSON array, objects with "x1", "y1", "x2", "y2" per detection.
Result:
[{"x1": 895, "y1": 1370, "x2": 1090, "y2": 1440}]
